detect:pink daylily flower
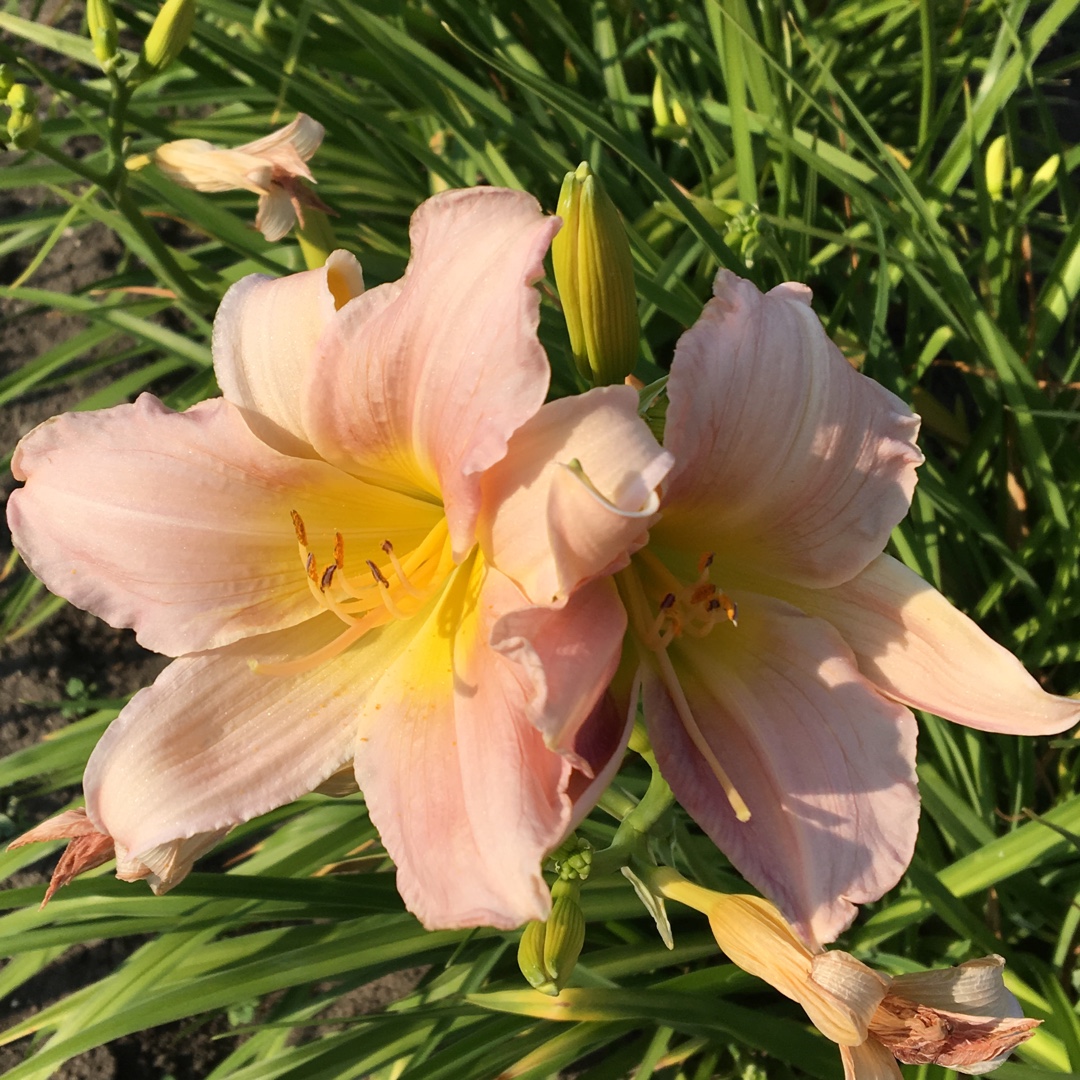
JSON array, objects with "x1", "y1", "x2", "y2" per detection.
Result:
[
  {"x1": 7, "y1": 188, "x2": 673, "y2": 929},
  {"x1": 621, "y1": 270, "x2": 1079, "y2": 947},
  {"x1": 151, "y1": 113, "x2": 329, "y2": 241}
]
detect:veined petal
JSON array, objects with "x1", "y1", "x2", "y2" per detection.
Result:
[
  {"x1": 641, "y1": 592, "x2": 918, "y2": 947},
  {"x1": 792, "y1": 555, "x2": 1080, "y2": 735},
  {"x1": 214, "y1": 249, "x2": 364, "y2": 454},
  {"x1": 658, "y1": 271, "x2": 923, "y2": 589},
  {"x1": 886, "y1": 956, "x2": 1020, "y2": 1018},
  {"x1": 840, "y1": 1040, "x2": 903, "y2": 1080},
  {"x1": 153, "y1": 139, "x2": 272, "y2": 194},
  {"x1": 254, "y1": 185, "x2": 300, "y2": 242},
  {"x1": 8, "y1": 394, "x2": 439, "y2": 655},
  {"x1": 355, "y1": 557, "x2": 584, "y2": 929},
  {"x1": 237, "y1": 113, "x2": 324, "y2": 171},
  {"x1": 83, "y1": 614, "x2": 395, "y2": 860},
  {"x1": 563, "y1": 691, "x2": 634, "y2": 834},
  {"x1": 114, "y1": 829, "x2": 228, "y2": 894},
  {"x1": 479, "y1": 386, "x2": 673, "y2": 606},
  {"x1": 304, "y1": 188, "x2": 559, "y2": 556}
]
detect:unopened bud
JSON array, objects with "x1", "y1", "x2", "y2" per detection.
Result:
[
  {"x1": 651, "y1": 72, "x2": 671, "y2": 128},
  {"x1": 1031, "y1": 154, "x2": 1059, "y2": 190},
  {"x1": 87, "y1": 0, "x2": 119, "y2": 66},
  {"x1": 517, "y1": 878, "x2": 585, "y2": 996},
  {"x1": 985, "y1": 135, "x2": 1006, "y2": 201},
  {"x1": 552, "y1": 162, "x2": 639, "y2": 386},
  {"x1": 6, "y1": 109, "x2": 40, "y2": 149},
  {"x1": 0, "y1": 65, "x2": 15, "y2": 99},
  {"x1": 137, "y1": 0, "x2": 197, "y2": 78},
  {"x1": 6, "y1": 84, "x2": 36, "y2": 113}
]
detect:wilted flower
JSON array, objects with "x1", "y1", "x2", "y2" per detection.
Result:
[
  {"x1": 150, "y1": 114, "x2": 329, "y2": 241},
  {"x1": 7, "y1": 188, "x2": 672, "y2": 929},
  {"x1": 620, "y1": 270, "x2": 1079, "y2": 946}
]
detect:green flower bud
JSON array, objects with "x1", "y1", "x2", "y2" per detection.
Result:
[
  {"x1": 88, "y1": 0, "x2": 119, "y2": 67},
  {"x1": 517, "y1": 879, "x2": 585, "y2": 996},
  {"x1": 651, "y1": 72, "x2": 671, "y2": 128},
  {"x1": 6, "y1": 83, "x2": 36, "y2": 113},
  {"x1": 552, "y1": 162, "x2": 639, "y2": 386},
  {"x1": 137, "y1": 0, "x2": 197, "y2": 78},
  {"x1": 6, "y1": 109, "x2": 40, "y2": 149},
  {"x1": 0, "y1": 65, "x2": 15, "y2": 99},
  {"x1": 1032, "y1": 154, "x2": 1059, "y2": 190},
  {"x1": 985, "y1": 135, "x2": 1006, "y2": 201}
]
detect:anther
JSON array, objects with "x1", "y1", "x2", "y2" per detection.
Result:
[
  {"x1": 659, "y1": 592, "x2": 676, "y2": 611},
  {"x1": 380, "y1": 538, "x2": 426, "y2": 598},
  {"x1": 305, "y1": 552, "x2": 318, "y2": 584},
  {"x1": 367, "y1": 560, "x2": 390, "y2": 587},
  {"x1": 334, "y1": 532, "x2": 344, "y2": 569},
  {"x1": 291, "y1": 509, "x2": 308, "y2": 547},
  {"x1": 320, "y1": 564, "x2": 336, "y2": 591},
  {"x1": 691, "y1": 582, "x2": 717, "y2": 605},
  {"x1": 697, "y1": 552, "x2": 714, "y2": 575}
]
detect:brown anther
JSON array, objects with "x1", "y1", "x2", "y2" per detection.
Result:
[
  {"x1": 659, "y1": 593, "x2": 677, "y2": 611},
  {"x1": 691, "y1": 582, "x2": 718, "y2": 605},
  {"x1": 706, "y1": 597, "x2": 721, "y2": 612},
  {"x1": 305, "y1": 552, "x2": 318, "y2": 583},
  {"x1": 381, "y1": 540, "x2": 394, "y2": 554},
  {"x1": 291, "y1": 509, "x2": 308, "y2": 546},
  {"x1": 367, "y1": 560, "x2": 390, "y2": 587},
  {"x1": 334, "y1": 532, "x2": 344, "y2": 569},
  {"x1": 320, "y1": 564, "x2": 336, "y2": 591},
  {"x1": 697, "y1": 552, "x2": 715, "y2": 575}
]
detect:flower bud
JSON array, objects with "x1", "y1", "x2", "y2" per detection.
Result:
[
  {"x1": 1032, "y1": 154, "x2": 1059, "y2": 190},
  {"x1": 137, "y1": 0, "x2": 197, "y2": 78},
  {"x1": 6, "y1": 108, "x2": 40, "y2": 149},
  {"x1": 88, "y1": 0, "x2": 119, "y2": 67},
  {"x1": 516, "y1": 878, "x2": 585, "y2": 996},
  {"x1": 552, "y1": 162, "x2": 639, "y2": 386},
  {"x1": 985, "y1": 135, "x2": 1006, "y2": 201},
  {"x1": 0, "y1": 65, "x2": 15, "y2": 99},
  {"x1": 6, "y1": 83, "x2": 36, "y2": 113}
]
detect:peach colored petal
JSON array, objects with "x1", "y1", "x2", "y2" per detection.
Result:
[
  {"x1": 115, "y1": 830, "x2": 229, "y2": 895},
  {"x1": 83, "y1": 615, "x2": 395, "y2": 860},
  {"x1": 657, "y1": 270, "x2": 923, "y2": 589},
  {"x1": 354, "y1": 559, "x2": 605, "y2": 929},
  {"x1": 254, "y1": 184, "x2": 300, "y2": 242},
  {"x1": 153, "y1": 139, "x2": 273, "y2": 193},
  {"x1": 214, "y1": 249, "x2": 364, "y2": 453},
  {"x1": 840, "y1": 1040, "x2": 903, "y2": 1080},
  {"x1": 8, "y1": 394, "x2": 439, "y2": 655},
  {"x1": 792, "y1": 555, "x2": 1080, "y2": 735},
  {"x1": 563, "y1": 691, "x2": 634, "y2": 834},
  {"x1": 640, "y1": 593, "x2": 918, "y2": 947},
  {"x1": 8, "y1": 808, "x2": 115, "y2": 905},
  {"x1": 238, "y1": 113, "x2": 324, "y2": 173},
  {"x1": 303, "y1": 188, "x2": 559, "y2": 557},
  {"x1": 479, "y1": 386, "x2": 672, "y2": 607}
]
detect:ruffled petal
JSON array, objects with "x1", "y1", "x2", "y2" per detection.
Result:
[
  {"x1": 886, "y1": 956, "x2": 1020, "y2": 1018},
  {"x1": 792, "y1": 555, "x2": 1080, "y2": 735},
  {"x1": 355, "y1": 558, "x2": 585, "y2": 929},
  {"x1": 840, "y1": 1040, "x2": 903, "y2": 1080},
  {"x1": 214, "y1": 250, "x2": 364, "y2": 453},
  {"x1": 254, "y1": 185, "x2": 300, "y2": 242},
  {"x1": 8, "y1": 394, "x2": 439, "y2": 655},
  {"x1": 479, "y1": 385, "x2": 673, "y2": 606},
  {"x1": 83, "y1": 615, "x2": 390, "y2": 860},
  {"x1": 641, "y1": 592, "x2": 919, "y2": 947},
  {"x1": 658, "y1": 271, "x2": 923, "y2": 589},
  {"x1": 153, "y1": 139, "x2": 272, "y2": 194},
  {"x1": 304, "y1": 188, "x2": 558, "y2": 557}
]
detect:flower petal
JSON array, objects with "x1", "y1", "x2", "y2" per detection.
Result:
[
  {"x1": 641, "y1": 592, "x2": 919, "y2": 947},
  {"x1": 153, "y1": 140, "x2": 272, "y2": 194},
  {"x1": 840, "y1": 1040, "x2": 903, "y2": 1080},
  {"x1": 214, "y1": 250, "x2": 364, "y2": 453},
  {"x1": 887, "y1": 956, "x2": 1020, "y2": 1018},
  {"x1": 658, "y1": 270, "x2": 923, "y2": 589},
  {"x1": 355, "y1": 558, "x2": 587, "y2": 929},
  {"x1": 254, "y1": 185, "x2": 299, "y2": 242},
  {"x1": 479, "y1": 386, "x2": 673, "y2": 606},
  {"x1": 83, "y1": 615, "x2": 387, "y2": 860},
  {"x1": 792, "y1": 555, "x2": 1080, "y2": 735},
  {"x1": 304, "y1": 188, "x2": 559, "y2": 557},
  {"x1": 237, "y1": 113, "x2": 325, "y2": 172},
  {"x1": 8, "y1": 394, "x2": 439, "y2": 655}
]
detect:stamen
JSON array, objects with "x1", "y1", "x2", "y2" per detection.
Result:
[
  {"x1": 334, "y1": 532, "x2": 344, "y2": 569},
  {"x1": 305, "y1": 552, "x2": 318, "y2": 584},
  {"x1": 252, "y1": 608, "x2": 390, "y2": 677},
  {"x1": 320, "y1": 564, "x2": 336, "y2": 590},
  {"x1": 291, "y1": 509, "x2": 308, "y2": 547},
  {"x1": 367, "y1": 560, "x2": 389, "y2": 587},
  {"x1": 381, "y1": 540, "x2": 425, "y2": 598},
  {"x1": 367, "y1": 559, "x2": 410, "y2": 619},
  {"x1": 697, "y1": 551, "x2": 714, "y2": 575}
]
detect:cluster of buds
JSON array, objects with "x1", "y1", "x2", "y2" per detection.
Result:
[
  {"x1": 1, "y1": 67, "x2": 39, "y2": 150},
  {"x1": 516, "y1": 838, "x2": 591, "y2": 996},
  {"x1": 82, "y1": 0, "x2": 197, "y2": 79},
  {"x1": 984, "y1": 134, "x2": 1059, "y2": 204}
]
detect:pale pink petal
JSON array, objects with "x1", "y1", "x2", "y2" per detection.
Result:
[
  {"x1": 8, "y1": 394, "x2": 439, "y2": 655},
  {"x1": 304, "y1": 188, "x2": 559, "y2": 558},
  {"x1": 355, "y1": 560, "x2": 599, "y2": 929},
  {"x1": 887, "y1": 957, "x2": 1020, "y2": 1019},
  {"x1": 491, "y1": 576, "x2": 627, "y2": 754},
  {"x1": 213, "y1": 250, "x2": 364, "y2": 453},
  {"x1": 479, "y1": 386, "x2": 673, "y2": 606},
  {"x1": 237, "y1": 114, "x2": 325, "y2": 172},
  {"x1": 254, "y1": 184, "x2": 300, "y2": 242},
  {"x1": 564, "y1": 692, "x2": 634, "y2": 833},
  {"x1": 640, "y1": 592, "x2": 918, "y2": 947},
  {"x1": 115, "y1": 831, "x2": 229, "y2": 895},
  {"x1": 658, "y1": 270, "x2": 923, "y2": 589},
  {"x1": 153, "y1": 140, "x2": 272, "y2": 193},
  {"x1": 791, "y1": 555, "x2": 1080, "y2": 735},
  {"x1": 840, "y1": 1040, "x2": 903, "y2": 1080},
  {"x1": 83, "y1": 615, "x2": 391, "y2": 859}
]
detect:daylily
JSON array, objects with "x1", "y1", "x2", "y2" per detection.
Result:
[
  {"x1": 150, "y1": 113, "x2": 329, "y2": 241},
  {"x1": 655, "y1": 869, "x2": 1038, "y2": 1078},
  {"x1": 7, "y1": 188, "x2": 673, "y2": 929},
  {"x1": 618, "y1": 270, "x2": 1079, "y2": 947}
]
